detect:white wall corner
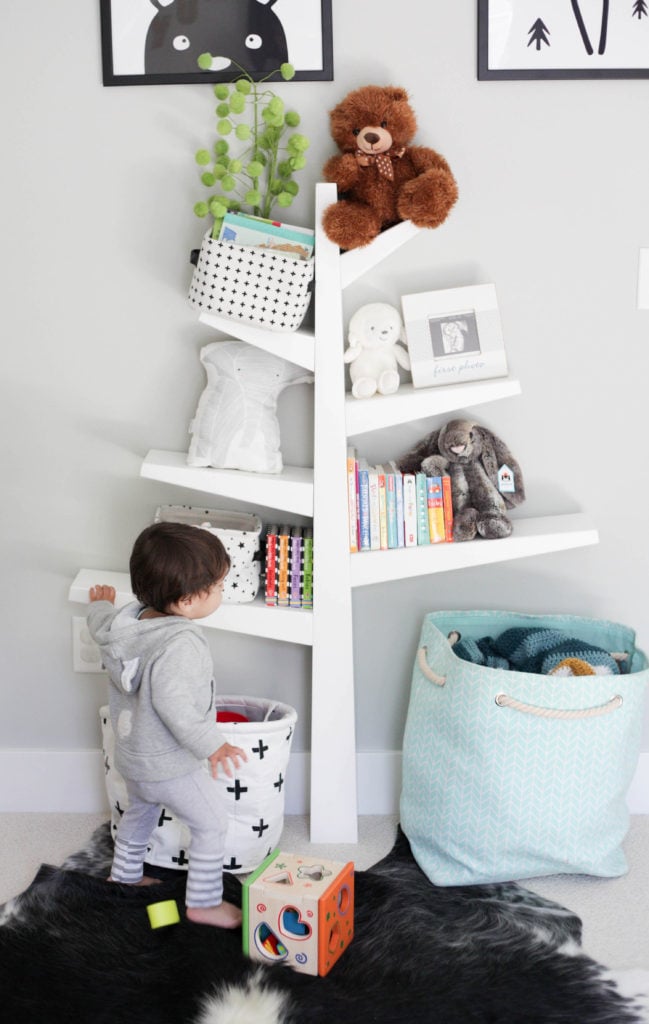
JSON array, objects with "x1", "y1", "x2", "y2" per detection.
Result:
[{"x1": 0, "y1": 749, "x2": 647, "y2": 817}]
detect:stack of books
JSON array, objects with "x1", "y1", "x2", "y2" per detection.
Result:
[
  {"x1": 346, "y1": 446, "x2": 454, "y2": 553},
  {"x1": 264, "y1": 525, "x2": 313, "y2": 609},
  {"x1": 218, "y1": 212, "x2": 315, "y2": 261}
]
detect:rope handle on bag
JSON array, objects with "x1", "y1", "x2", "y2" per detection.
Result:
[
  {"x1": 417, "y1": 647, "x2": 446, "y2": 687},
  {"x1": 495, "y1": 693, "x2": 623, "y2": 719},
  {"x1": 417, "y1": 646, "x2": 624, "y2": 717}
]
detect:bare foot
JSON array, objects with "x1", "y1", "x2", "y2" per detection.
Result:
[{"x1": 186, "y1": 901, "x2": 242, "y2": 929}]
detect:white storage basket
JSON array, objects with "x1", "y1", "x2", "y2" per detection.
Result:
[
  {"x1": 188, "y1": 231, "x2": 314, "y2": 333},
  {"x1": 154, "y1": 504, "x2": 261, "y2": 604},
  {"x1": 101, "y1": 695, "x2": 297, "y2": 875}
]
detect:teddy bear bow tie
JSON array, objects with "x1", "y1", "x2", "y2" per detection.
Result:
[{"x1": 356, "y1": 146, "x2": 406, "y2": 181}]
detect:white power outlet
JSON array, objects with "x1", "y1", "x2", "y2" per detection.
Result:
[{"x1": 72, "y1": 616, "x2": 105, "y2": 673}]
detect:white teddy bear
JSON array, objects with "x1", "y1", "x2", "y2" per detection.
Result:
[{"x1": 344, "y1": 302, "x2": 411, "y2": 399}]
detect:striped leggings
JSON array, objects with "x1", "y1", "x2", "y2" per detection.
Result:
[{"x1": 111, "y1": 770, "x2": 228, "y2": 908}]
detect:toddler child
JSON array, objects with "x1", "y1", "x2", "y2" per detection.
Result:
[{"x1": 87, "y1": 521, "x2": 247, "y2": 928}]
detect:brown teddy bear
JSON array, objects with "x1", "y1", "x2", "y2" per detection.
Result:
[{"x1": 322, "y1": 85, "x2": 458, "y2": 250}]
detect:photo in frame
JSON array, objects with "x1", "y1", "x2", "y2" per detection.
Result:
[
  {"x1": 401, "y1": 284, "x2": 509, "y2": 390},
  {"x1": 478, "y1": 0, "x2": 649, "y2": 80},
  {"x1": 100, "y1": 0, "x2": 333, "y2": 85}
]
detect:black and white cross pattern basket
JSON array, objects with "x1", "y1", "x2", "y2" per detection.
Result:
[
  {"x1": 101, "y1": 696, "x2": 297, "y2": 875},
  {"x1": 188, "y1": 231, "x2": 314, "y2": 333}
]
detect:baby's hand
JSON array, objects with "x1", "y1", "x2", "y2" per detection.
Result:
[
  {"x1": 208, "y1": 743, "x2": 248, "y2": 779},
  {"x1": 89, "y1": 585, "x2": 116, "y2": 604}
]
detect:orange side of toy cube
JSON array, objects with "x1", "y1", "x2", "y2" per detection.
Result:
[{"x1": 317, "y1": 861, "x2": 354, "y2": 976}]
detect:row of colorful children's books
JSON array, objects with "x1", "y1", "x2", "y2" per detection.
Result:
[
  {"x1": 264, "y1": 525, "x2": 313, "y2": 609},
  {"x1": 346, "y1": 447, "x2": 454, "y2": 553}
]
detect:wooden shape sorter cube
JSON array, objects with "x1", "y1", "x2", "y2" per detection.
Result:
[{"x1": 242, "y1": 850, "x2": 354, "y2": 976}]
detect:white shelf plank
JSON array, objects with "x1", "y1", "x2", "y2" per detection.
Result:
[
  {"x1": 339, "y1": 219, "x2": 421, "y2": 290},
  {"x1": 345, "y1": 377, "x2": 522, "y2": 436},
  {"x1": 198, "y1": 311, "x2": 315, "y2": 371},
  {"x1": 140, "y1": 450, "x2": 314, "y2": 517},
  {"x1": 349, "y1": 513, "x2": 599, "y2": 588},
  {"x1": 68, "y1": 569, "x2": 313, "y2": 646}
]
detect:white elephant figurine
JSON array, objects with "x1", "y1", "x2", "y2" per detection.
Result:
[{"x1": 344, "y1": 302, "x2": 411, "y2": 399}]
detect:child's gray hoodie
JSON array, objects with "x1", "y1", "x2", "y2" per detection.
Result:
[{"x1": 88, "y1": 600, "x2": 226, "y2": 782}]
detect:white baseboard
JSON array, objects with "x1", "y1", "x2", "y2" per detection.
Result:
[{"x1": 1, "y1": 749, "x2": 648, "y2": 816}]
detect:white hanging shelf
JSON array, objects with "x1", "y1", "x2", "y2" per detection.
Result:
[
  {"x1": 68, "y1": 569, "x2": 313, "y2": 646},
  {"x1": 140, "y1": 450, "x2": 314, "y2": 517},
  {"x1": 198, "y1": 311, "x2": 315, "y2": 371},
  {"x1": 345, "y1": 377, "x2": 522, "y2": 436},
  {"x1": 339, "y1": 220, "x2": 421, "y2": 290},
  {"x1": 349, "y1": 513, "x2": 598, "y2": 588}
]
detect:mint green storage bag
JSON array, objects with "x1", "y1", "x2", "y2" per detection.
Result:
[{"x1": 400, "y1": 610, "x2": 648, "y2": 885}]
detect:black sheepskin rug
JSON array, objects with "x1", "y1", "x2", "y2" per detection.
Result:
[{"x1": 1, "y1": 823, "x2": 647, "y2": 1024}]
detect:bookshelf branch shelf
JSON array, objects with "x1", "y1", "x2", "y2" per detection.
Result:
[
  {"x1": 69, "y1": 569, "x2": 313, "y2": 646},
  {"x1": 198, "y1": 311, "x2": 315, "y2": 372},
  {"x1": 141, "y1": 450, "x2": 314, "y2": 517},
  {"x1": 345, "y1": 377, "x2": 522, "y2": 437},
  {"x1": 70, "y1": 184, "x2": 599, "y2": 845},
  {"x1": 349, "y1": 513, "x2": 598, "y2": 589}
]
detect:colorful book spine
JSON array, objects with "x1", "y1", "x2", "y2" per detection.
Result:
[
  {"x1": 346, "y1": 446, "x2": 359, "y2": 553},
  {"x1": 277, "y1": 525, "x2": 291, "y2": 607},
  {"x1": 289, "y1": 527, "x2": 303, "y2": 607},
  {"x1": 416, "y1": 473, "x2": 430, "y2": 545},
  {"x1": 376, "y1": 465, "x2": 388, "y2": 550},
  {"x1": 219, "y1": 211, "x2": 315, "y2": 258},
  {"x1": 389, "y1": 460, "x2": 405, "y2": 548},
  {"x1": 355, "y1": 460, "x2": 361, "y2": 551},
  {"x1": 357, "y1": 460, "x2": 371, "y2": 552},
  {"x1": 426, "y1": 476, "x2": 445, "y2": 543},
  {"x1": 301, "y1": 528, "x2": 313, "y2": 609},
  {"x1": 403, "y1": 473, "x2": 417, "y2": 547},
  {"x1": 264, "y1": 525, "x2": 278, "y2": 607},
  {"x1": 368, "y1": 467, "x2": 381, "y2": 550},
  {"x1": 442, "y1": 475, "x2": 454, "y2": 543},
  {"x1": 384, "y1": 468, "x2": 398, "y2": 549}
]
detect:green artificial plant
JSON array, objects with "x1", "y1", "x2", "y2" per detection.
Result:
[{"x1": 193, "y1": 59, "x2": 310, "y2": 239}]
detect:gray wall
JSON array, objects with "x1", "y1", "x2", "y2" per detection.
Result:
[{"x1": 2, "y1": 3, "x2": 648, "y2": 764}]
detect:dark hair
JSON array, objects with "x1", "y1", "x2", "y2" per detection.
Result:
[{"x1": 129, "y1": 522, "x2": 230, "y2": 613}]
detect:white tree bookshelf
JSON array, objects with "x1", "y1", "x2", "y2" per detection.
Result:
[{"x1": 69, "y1": 182, "x2": 598, "y2": 844}]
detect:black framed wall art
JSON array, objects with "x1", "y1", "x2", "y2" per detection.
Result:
[
  {"x1": 478, "y1": 0, "x2": 649, "y2": 80},
  {"x1": 100, "y1": 0, "x2": 333, "y2": 85}
]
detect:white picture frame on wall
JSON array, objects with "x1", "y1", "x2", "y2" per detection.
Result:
[
  {"x1": 401, "y1": 284, "x2": 509, "y2": 390},
  {"x1": 478, "y1": 0, "x2": 649, "y2": 80}
]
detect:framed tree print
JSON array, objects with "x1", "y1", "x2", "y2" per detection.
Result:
[
  {"x1": 100, "y1": 0, "x2": 333, "y2": 85},
  {"x1": 478, "y1": 0, "x2": 649, "y2": 80}
]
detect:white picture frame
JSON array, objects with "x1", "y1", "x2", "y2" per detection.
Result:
[
  {"x1": 478, "y1": 0, "x2": 649, "y2": 81},
  {"x1": 401, "y1": 283, "x2": 509, "y2": 390}
]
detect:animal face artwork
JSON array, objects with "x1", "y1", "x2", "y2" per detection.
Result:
[{"x1": 145, "y1": 0, "x2": 288, "y2": 76}]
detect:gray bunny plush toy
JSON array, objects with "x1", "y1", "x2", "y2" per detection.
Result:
[{"x1": 398, "y1": 418, "x2": 525, "y2": 541}]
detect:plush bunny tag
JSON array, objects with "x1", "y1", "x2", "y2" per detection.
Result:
[{"x1": 498, "y1": 464, "x2": 516, "y2": 494}]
